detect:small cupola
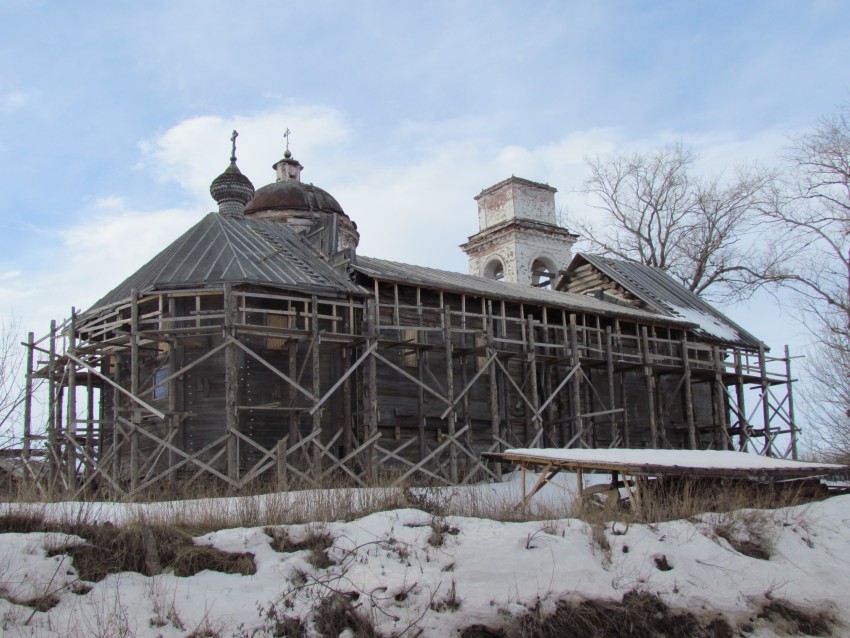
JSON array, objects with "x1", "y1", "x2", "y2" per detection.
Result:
[
  {"x1": 210, "y1": 130, "x2": 255, "y2": 219},
  {"x1": 274, "y1": 148, "x2": 304, "y2": 182}
]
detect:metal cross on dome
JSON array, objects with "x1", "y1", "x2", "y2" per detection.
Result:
[
  {"x1": 230, "y1": 130, "x2": 238, "y2": 162},
  {"x1": 283, "y1": 128, "x2": 291, "y2": 151}
]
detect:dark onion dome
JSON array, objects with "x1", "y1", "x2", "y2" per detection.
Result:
[
  {"x1": 210, "y1": 161, "x2": 256, "y2": 206},
  {"x1": 244, "y1": 180, "x2": 345, "y2": 216}
]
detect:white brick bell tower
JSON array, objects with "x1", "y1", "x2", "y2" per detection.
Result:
[{"x1": 460, "y1": 176, "x2": 577, "y2": 288}]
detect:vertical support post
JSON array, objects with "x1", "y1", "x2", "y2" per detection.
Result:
[
  {"x1": 276, "y1": 436, "x2": 288, "y2": 491},
  {"x1": 758, "y1": 342, "x2": 774, "y2": 455},
  {"x1": 713, "y1": 346, "x2": 730, "y2": 450},
  {"x1": 112, "y1": 355, "x2": 123, "y2": 487},
  {"x1": 130, "y1": 290, "x2": 141, "y2": 492},
  {"x1": 66, "y1": 309, "x2": 78, "y2": 491},
  {"x1": 785, "y1": 345, "x2": 798, "y2": 460},
  {"x1": 460, "y1": 296, "x2": 472, "y2": 452},
  {"x1": 486, "y1": 306, "x2": 501, "y2": 478},
  {"x1": 569, "y1": 315, "x2": 582, "y2": 447},
  {"x1": 615, "y1": 319, "x2": 630, "y2": 447},
  {"x1": 47, "y1": 320, "x2": 58, "y2": 486},
  {"x1": 526, "y1": 315, "x2": 541, "y2": 446},
  {"x1": 56, "y1": 388, "x2": 64, "y2": 486},
  {"x1": 167, "y1": 297, "x2": 179, "y2": 482},
  {"x1": 23, "y1": 332, "x2": 34, "y2": 461},
  {"x1": 641, "y1": 327, "x2": 658, "y2": 449},
  {"x1": 605, "y1": 327, "x2": 617, "y2": 447},
  {"x1": 366, "y1": 300, "x2": 379, "y2": 479},
  {"x1": 576, "y1": 467, "x2": 584, "y2": 502},
  {"x1": 342, "y1": 340, "x2": 353, "y2": 456},
  {"x1": 288, "y1": 340, "x2": 298, "y2": 445},
  {"x1": 735, "y1": 350, "x2": 749, "y2": 452},
  {"x1": 85, "y1": 359, "x2": 94, "y2": 480},
  {"x1": 417, "y1": 289, "x2": 426, "y2": 461},
  {"x1": 443, "y1": 306, "x2": 457, "y2": 483},
  {"x1": 311, "y1": 296, "x2": 322, "y2": 477},
  {"x1": 224, "y1": 284, "x2": 240, "y2": 485},
  {"x1": 682, "y1": 336, "x2": 696, "y2": 450},
  {"x1": 542, "y1": 317, "x2": 557, "y2": 447}
]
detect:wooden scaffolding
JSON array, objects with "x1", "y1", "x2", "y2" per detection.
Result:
[{"x1": 20, "y1": 279, "x2": 799, "y2": 497}]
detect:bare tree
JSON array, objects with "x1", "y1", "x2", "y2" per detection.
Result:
[
  {"x1": 574, "y1": 144, "x2": 779, "y2": 302},
  {"x1": 801, "y1": 329, "x2": 850, "y2": 462},
  {"x1": 761, "y1": 105, "x2": 850, "y2": 459},
  {"x1": 0, "y1": 315, "x2": 27, "y2": 450}
]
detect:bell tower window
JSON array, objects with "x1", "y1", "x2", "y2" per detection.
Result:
[
  {"x1": 531, "y1": 257, "x2": 556, "y2": 289},
  {"x1": 483, "y1": 258, "x2": 505, "y2": 281}
]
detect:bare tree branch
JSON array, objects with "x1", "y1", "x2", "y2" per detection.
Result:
[
  {"x1": 0, "y1": 315, "x2": 27, "y2": 450},
  {"x1": 762, "y1": 105, "x2": 850, "y2": 460},
  {"x1": 573, "y1": 144, "x2": 778, "y2": 303}
]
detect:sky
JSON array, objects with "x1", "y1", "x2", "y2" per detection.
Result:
[{"x1": 1, "y1": 0, "x2": 849, "y2": 436}]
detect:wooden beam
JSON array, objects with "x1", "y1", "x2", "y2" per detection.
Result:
[
  {"x1": 641, "y1": 326, "x2": 658, "y2": 449},
  {"x1": 130, "y1": 291, "x2": 140, "y2": 492}
]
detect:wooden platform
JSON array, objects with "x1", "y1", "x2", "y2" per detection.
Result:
[{"x1": 482, "y1": 448, "x2": 850, "y2": 507}]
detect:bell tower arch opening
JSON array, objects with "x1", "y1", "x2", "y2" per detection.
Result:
[
  {"x1": 531, "y1": 256, "x2": 557, "y2": 289},
  {"x1": 483, "y1": 257, "x2": 505, "y2": 281}
]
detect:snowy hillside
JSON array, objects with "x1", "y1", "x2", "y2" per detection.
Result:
[{"x1": 0, "y1": 481, "x2": 848, "y2": 637}]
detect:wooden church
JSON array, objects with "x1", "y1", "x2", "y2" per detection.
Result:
[{"x1": 21, "y1": 135, "x2": 798, "y2": 496}]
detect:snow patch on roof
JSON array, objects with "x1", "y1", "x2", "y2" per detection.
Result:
[
  {"x1": 667, "y1": 304, "x2": 743, "y2": 343},
  {"x1": 505, "y1": 447, "x2": 846, "y2": 471}
]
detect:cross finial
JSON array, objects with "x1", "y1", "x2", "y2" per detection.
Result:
[
  {"x1": 230, "y1": 130, "x2": 238, "y2": 162},
  {"x1": 283, "y1": 128, "x2": 291, "y2": 151}
]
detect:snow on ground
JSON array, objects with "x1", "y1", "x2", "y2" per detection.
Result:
[
  {"x1": 0, "y1": 470, "x2": 597, "y2": 528},
  {"x1": 1, "y1": 481, "x2": 849, "y2": 636}
]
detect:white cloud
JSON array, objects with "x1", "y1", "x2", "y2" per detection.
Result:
[
  {"x1": 140, "y1": 106, "x2": 350, "y2": 204},
  {"x1": 0, "y1": 81, "x2": 27, "y2": 113},
  {"x1": 3, "y1": 200, "x2": 202, "y2": 341}
]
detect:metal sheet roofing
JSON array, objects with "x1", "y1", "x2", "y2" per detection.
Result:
[
  {"x1": 354, "y1": 256, "x2": 689, "y2": 324},
  {"x1": 90, "y1": 213, "x2": 363, "y2": 310},
  {"x1": 571, "y1": 253, "x2": 761, "y2": 348}
]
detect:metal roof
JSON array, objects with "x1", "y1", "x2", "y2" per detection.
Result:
[
  {"x1": 570, "y1": 253, "x2": 761, "y2": 349},
  {"x1": 354, "y1": 256, "x2": 690, "y2": 324},
  {"x1": 90, "y1": 213, "x2": 363, "y2": 310}
]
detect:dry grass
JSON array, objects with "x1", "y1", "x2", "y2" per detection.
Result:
[
  {"x1": 0, "y1": 509, "x2": 255, "y2": 581},
  {"x1": 711, "y1": 510, "x2": 776, "y2": 560},
  {"x1": 312, "y1": 592, "x2": 378, "y2": 638},
  {"x1": 264, "y1": 524, "x2": 336, "y2": 569},
  {"x1": 756, "y1": 597, "x2": 837, "y2": 636},
  {"x1": 572, "y1": 476, "x2": 821, "y2": 527},
  {"x1": 430, "y1": 579, "x2": 462, "y2": 612},
  {"x1": 473, "y1": 590, "x2": 732, "y2": 638}
]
